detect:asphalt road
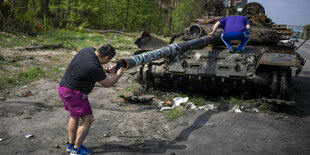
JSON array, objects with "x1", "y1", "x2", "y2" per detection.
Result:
[{"x1": 162, "y1": 39, "x2": 310, "y2": 155}]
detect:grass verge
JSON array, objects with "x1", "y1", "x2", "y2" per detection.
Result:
[
  {"x1": 0, "y1": 66, "x2": 64, "y2": 89},
  {"x1": 166, "y1": 108, "x2": 184, "y2": 121},
  {"x1": 0, "y1": 29, "x2": 138, "y2": 51}
]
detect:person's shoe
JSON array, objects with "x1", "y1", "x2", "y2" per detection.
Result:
[
  {"x1": 70, "y1": 145, "x2": 93, "y2": 155},
  {"x1": 67, "y1": 143, "x2": 74, "y2": 153}
]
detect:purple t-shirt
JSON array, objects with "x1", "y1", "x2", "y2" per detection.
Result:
[{"x1": 219, "y1": 16, "x2": 250, "y2": 34}]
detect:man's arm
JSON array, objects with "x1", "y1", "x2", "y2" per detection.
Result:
[
  {"x1": 98, "y1": 68, "x2": 123, "y2": 88},
  {"x1": 208, "y1": 21, "x2": 221, "y2": 35}
]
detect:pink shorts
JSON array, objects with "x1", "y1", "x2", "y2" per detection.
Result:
[{"x1": 58, "y1": 85, "x2": 92, "y2": 118}]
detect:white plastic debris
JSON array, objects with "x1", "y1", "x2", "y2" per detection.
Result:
[
  {"x1": 205, "y1": 104, "x2": 216, "y2": 111},
  {"x1": 157, "y1": 101, "x2": 164, "y2": 108},
  {"x1": 0, "y1": 138, "x2": 3, "y2": 142},
  {"x1": 198, "y1": 106, "x2": 206, "y2": 110},
  {"x1": 229, "y1": 104, "x2": 242, "y2": 113},
  {"x1": 160, "y1": 107, "x2": 174, "y2": 111},
  {"x1": 126, "y1": 78, "x2": 133, "y2": 83},
  {"x1": 59, "y1": 67, "x2": 66, "y2": 71},
  {"x1": 234, "y1": 109, "x2": 242, "y2": 113},
  {"x1": 252, "y1": 108, "x2": 259, "y2": 113},
  {"x1": 186, "y1": 102, "x2": 197, "y2": 110},
  {"x1": 173, "y1": 97, "x2": 188, "y2": 107},
  {"x1": 25, "y1": 134, "x2": 33, "y2": 139}
]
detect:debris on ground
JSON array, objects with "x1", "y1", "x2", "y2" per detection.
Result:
[
  {"x1": 0, "y1": 138, "x2": 3, "y2": 142},
  {"x1": 252, "y1": 108, "x2": 259, "y2": 113},
  {"x1": 198, "y1": 122, "x2": 214, "y2": 127},
  {"x1": 21, "y1": 90, "x2": 33, "y2": 97},
  {"x1": 160, "y1": 107, "x2": 174, "y2": 111},
  {"x1": 0, "y1": 96, "x2": 6, "y2": 101},
  {"x1": 172, "y1": 97, "x2": 188, "y2": 107},
  {"x1": 229, "y1": 104, "x2": 243, "y2": 113},
  {"x1": 59, "y1": 67, "x2": 66, "y2": 71},
  {"x1": 120, "y1": 86, "x2": 155, "y2": 102},
  {"x1": 158, "y1": 96, "x2": 217, "y2": 112},
  {"x1": 25, "y1": 134, "x2": 34, "y2": 139}
]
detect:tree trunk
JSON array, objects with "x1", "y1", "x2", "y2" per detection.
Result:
[
  {"x1": 40, "y1": 0, "x2": 50, "y2": 18},
  {"x1": 157, "y1": 0, "x2": 164, "y2": 33},
  {"x1": 57, "y1": 0, "x2": 61, "y2": 18},
  {"x1": 124, "y1": 0, "x2": 129, "y2": 29}
]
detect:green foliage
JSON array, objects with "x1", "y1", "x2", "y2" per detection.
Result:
[
  {"x1": 191, "y1": 95, "x2": 205, "y2": 106},
  {"x1": 166, "y1": 108, "x2": 184, "y2": 121},
  {"x1": 0, "y1": 53, "x2": 4, "y2": 61},
  {"x1": 229, "y1": 96, "x2": 244, "y2": 104},
  {"x1": 0, "y1": 66, "x2": 64, "y2": 89},
  {"x1": 261, "y1": 103, "x2": 273, "y2": 110},
  {"x1": 0, "y1": 29, "x2": 137, "y2": 51},
  {"x1": 2, "y1": 0, "x2": 206, "y2": 36},
  {"x1": 125, "y1": 85, "x2": 135, "y2": 92}
]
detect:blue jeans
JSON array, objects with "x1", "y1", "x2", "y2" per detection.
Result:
[{"x1": 221, "y1": 29, "x2": 250, "y2": 52}]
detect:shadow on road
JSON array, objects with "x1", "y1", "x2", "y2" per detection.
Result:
[{"x1": 90, "y1": 105, "x2": 229, "y2": 154}]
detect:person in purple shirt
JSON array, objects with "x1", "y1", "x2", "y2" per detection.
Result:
[{"x1": 209, "y1": 15, "x2": 251, "y2": 52}]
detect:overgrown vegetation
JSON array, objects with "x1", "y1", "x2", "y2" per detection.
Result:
[
  {"x1": 0, "y1": 29, "x2": 137, "y2": 51},
  {"x1": 0, "y1": 67, "x2": 64, "y2": 89},
  {"x1": 0, "y1": 0, "x2": 206, "y2": 36},
  {"x1": 191, "y1": 95, "x2": 205, "y2": 106},
  {"x1": 261, "y1": 103, "x2": 274, "y2": 110},
  {"x1": 166, "y1": 108, "x2": 184, "y2": 121}
]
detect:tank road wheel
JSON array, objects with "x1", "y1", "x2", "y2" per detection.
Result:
[
  {"x1": 279, "y1": 69, "x2": 291, "y2": 99},
  {"x1": 137, "y1": 65, "x2": 144, "y2": 83},
  {"x1": 271, "y1": 70, "x2": 279, "y2": 98},
  {"x1": 142, "y1": 64, "x2": 154, "y2": 87}
]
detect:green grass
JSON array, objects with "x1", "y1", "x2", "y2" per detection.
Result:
[
  {"x1": 166, "y1": 108, "x2": 184, "y2": 121},
  {"x1": 219, "y1": 96, "x2": 244, "y2": 104},
  {"x1": 229, "y1": 96, "x2": 244, "y2": 104},
  {"x1": 125, "y1": 85, "x2": 135, "y2": 92},
  {"x1": 261, "y1": 103, "x2": 273, "y2": 110},
  {"x1": 0, "y1": 29, "x2": 138, "y2": 51},
  {"x1": 191, "y1": 95, "x2": 205, "y2": 106},
  {"x1": 0, "y1": 53, "x2": 4, "y2": 61},
  {"x1": 0, "y1": 66, "x2": 64, "y2": 89}
]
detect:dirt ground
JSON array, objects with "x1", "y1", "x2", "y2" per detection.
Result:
[{"x1": 0, "y1": 40, "x2": 310, "y2": 155}]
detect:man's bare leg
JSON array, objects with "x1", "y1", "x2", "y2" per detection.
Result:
[
  {"x1": 74, "y1": 114, "x2": 94, "y2": 149},
  {"x1": 68, "y1": 117, "x2": 79, "y2": 144}
]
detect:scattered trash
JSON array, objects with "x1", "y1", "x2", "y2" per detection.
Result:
[
  {"x1": 157, "y1": 101, "x2": 164, "y2": 108},
  {"x1": 205, "y1": 104, "x2": 216, "y2": 111},
  {"x1": 172, "y1": 97, "x2": 188, "y2": 107},
  {"x1": 21, "y1": 90, "x2": 33, "y2": 97},
  {"x1": 252, "y1": 108, "x2": 259, "y2": 113},
  {"x1": 0, "y1": 96, "x2": 6, "y2": 101},
  {"x1": 59, "y1": 67, "x2": 66, "y2": 71},
  {"x1": 160, "y1": 107, "x2": 174, "y2": 111},
  {"x1": 25, "y1": 134, "x2": 34, "y2": 139},
  {"x1": 126, "y1": 78, "x2": 133, "y2": 83},
  {"x1": 234, "y1": 109, "x2": 242, "y2": 113},
  {"x1": 186, "y1": 102, "x2": 197, "y2": 110},
  {"x1": 198, "y1": 122, "x2": 214, "y2": 126},
  {"x1": 229, "y1": 104, "x2": 242, "y2": 113},
  {"x1": 0, "y1": 138, "x2": 3, "y2": 142},
  {"x1": 103, "y1": 133, "x2": 110, "y2": 138},
  {"x1": 198, "y1": 106, "x2": 206, "y2": 110},
  {"x1": 166, "y1": 101, "x2": 171, "y2": 106}
]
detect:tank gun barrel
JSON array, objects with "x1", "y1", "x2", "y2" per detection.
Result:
[{"x1": 118, "y1": 31, "x2": 221, "y2": 70}]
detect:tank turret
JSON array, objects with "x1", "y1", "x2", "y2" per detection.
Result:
[{"x1": 119, "y1": 2, "x2": 305, "y2": 105}]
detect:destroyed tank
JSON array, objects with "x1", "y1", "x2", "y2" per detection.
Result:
[{"x1": 118, "y1": 2, "x2": 305, "y2": 105}]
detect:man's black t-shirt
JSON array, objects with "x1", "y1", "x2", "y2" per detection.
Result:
[{"x1": 60, "y1": 47, "x2": 107, "y2": 94}]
